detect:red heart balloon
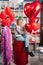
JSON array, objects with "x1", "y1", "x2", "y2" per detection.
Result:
[
  {"x1": 29, "y1": 17, "x2": 39, "y2": 23},
  {"x1": 8, "y1": 12, "x2": 14, "y2": 21},
  {"x1": 24, "y1": 1, "x2": 41, "y2": 18},
  {"x1": 1, "y1": 6, "x2": 15, "y2": 26},
  {"x1": 5, "y1": 6, "x2": 15, "y2": 21},
  {"x1": 24, "y1": 3, "x2": 31, "y2": 18},
  {"x1": 2, "y1": 18, "x2": 11, "y2": 26},
  {"x1": 31, "y1": 1, "x2": 42, "y2": 18},
  {"x1": 31, "y1": 22, "x2": 40, "y2": 31},
  {"x1": 6, "y1": 18, "x2": 12, "y2": 25},
  {"x1": 25, "y1": 23, "x2": 32, "y2": 33},
  {"x1": 0, "y1": 11, "x2": 6, "y2": 19},
  {"x1": 5, "y1": 6, "x2": 11, "y2": 14}
]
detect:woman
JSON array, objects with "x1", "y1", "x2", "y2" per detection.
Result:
[{"x1": 15, "y1": 18, "x2": 35, "y2": 56}]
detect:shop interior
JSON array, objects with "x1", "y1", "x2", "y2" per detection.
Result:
[{"x1": 0, "y1": 0, "x2": 43, "y2": 65}]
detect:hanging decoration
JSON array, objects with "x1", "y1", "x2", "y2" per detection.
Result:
[
  {"x1": 25, "y1": 23, "x2": 32, "y2": 33},
  {"x1": 0, "y1": 6, "x2": 15, "y2": 26},
  {"x1": 2, "y1": 18, "x2": 12, "y2": 26},
  {"x1": 31, "y1": 22, "x2": 40, "y2": 31},
  {"x1": 24, "y1": 1, "x2": 41, "y2": 19},
  {"x1": 0, "y1": 11, "x2": 6, "y2": 19},
  {"x1": 24, "y1": 1, "x2": 42, "y2": 33},
  {"x1": 24, "y1": 3, "x2": 31, "y2": 18},
  {"x1": 2, "y1": 26, "x2": 12, "y2": 65},
  {"x1": 29, "y1": 17, "x2": 39, "y2": 24}
]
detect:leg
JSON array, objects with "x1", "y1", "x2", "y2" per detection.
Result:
[
  {"x1": 16, "y1": 35, "x2": 24, "y2": 41},
  {"x1": 24, "y1": 34, "x2": 35, "y2": 57},
  {"x1": 24, "y1": 34, "x2": 30, "y2": 52}
]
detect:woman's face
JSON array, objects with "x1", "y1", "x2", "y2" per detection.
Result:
[{"x1": 18, "y1": 20, "x2": 22, "y2": 26}]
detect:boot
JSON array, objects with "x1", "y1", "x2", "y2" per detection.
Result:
[{"x1": 25, "y1": 47, "x2": 35, "y2": 57}]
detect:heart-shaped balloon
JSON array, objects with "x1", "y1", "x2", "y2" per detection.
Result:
[
  {"x1": 29, "y1": 17, "x2": 39, "y2": 23},
  {"x1": 25, "y1": 23, "x2": 32, "y2": 33},
  {"x1": 31, "y1": 1, "x2": 42, "y2": 18},
  {"x1": 24, "y1": 1, "x2": 41, "y2": 18},
  {"x1": 5, "y1": 6, "x2": 11, "y2": 14},
  {"x1": 2, "y1": 18, "x2": 11, "y2": 26},
  {"x1": 0, "y1": 11, "x2": 6, "y2": 19},
  {"x1": 5, "y1": 6, "x2": 15, "y2": 21},
  {"x1": 1, "y1": 6, "x2": 15, "y2": 26},
  {"x1": 24, "y1": 3, "x2": 31, "y2": 18},
  {"x1": 31, "y1": 22, "x2": 40, "y2": 31}
]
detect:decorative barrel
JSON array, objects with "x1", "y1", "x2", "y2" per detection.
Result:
[{"x1": 14, "y1": 40, "x2": 28, "y2": 65}]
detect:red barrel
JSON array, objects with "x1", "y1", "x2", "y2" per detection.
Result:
[{"x1": 14, "y1": 40, "x2": 28, "y2": 65}]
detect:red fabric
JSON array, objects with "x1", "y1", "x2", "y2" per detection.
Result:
[{"x1": 14, "y1": 40, "x2": 28, "y2": 65}]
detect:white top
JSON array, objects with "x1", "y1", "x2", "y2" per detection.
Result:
[
  {"x1": 14, "y1": 25, "x2": 24, "y2": 37},
  {"x1": 14, "y1": 25, "x2": 31, "y2": 38}
]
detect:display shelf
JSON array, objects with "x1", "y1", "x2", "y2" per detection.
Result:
[
  {"x1": 32, "y1": 34, "x2": 40, "y2": 36},
  {"x1": 12, "y1": 9, "x2": 23, "y2": 12}
]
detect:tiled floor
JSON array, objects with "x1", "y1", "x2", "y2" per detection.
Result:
[{"x1": 0, "y1": 53, "x2": 43, "y2": 65}]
